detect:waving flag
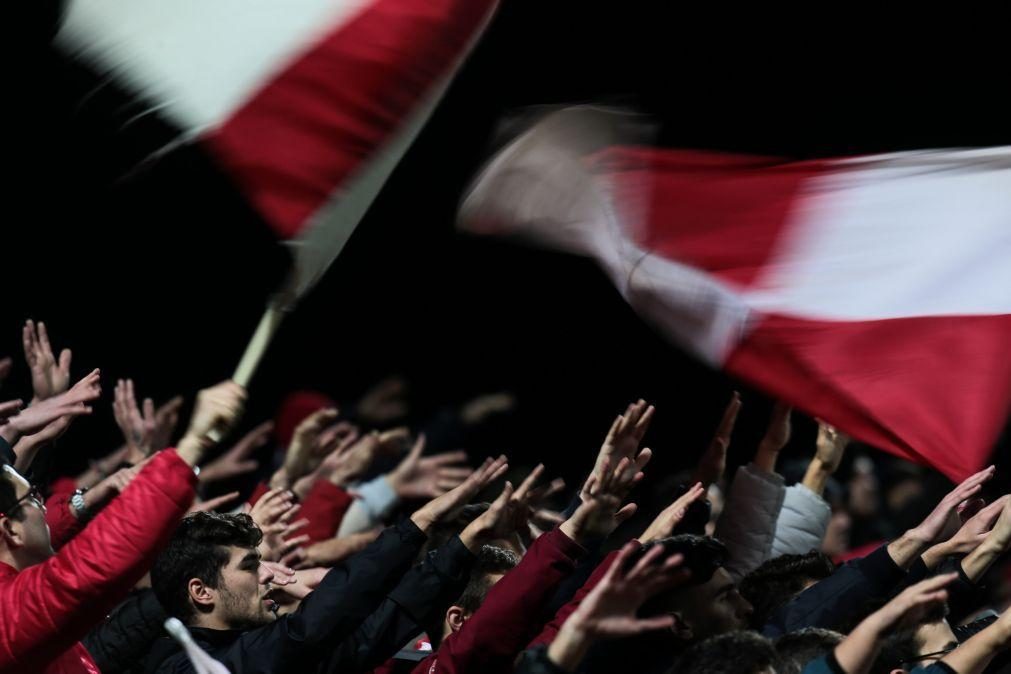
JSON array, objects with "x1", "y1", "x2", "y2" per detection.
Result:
[
  {"x1": 459, "y1": 107, "x2": 1011, "y2": 480},
  {"x1": 56, "y1": 0, "x2": 499, "y2": 380}
]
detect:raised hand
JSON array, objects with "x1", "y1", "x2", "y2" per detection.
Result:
[
  {"x1": 199, "y1": 421, "x2": 271, "y2": 484},
  {"x1": 12, "y1": 414, "x2": 73, "y2": 473},
  {"x1": 176, "y1": 381, "x2": 247, "y2": 467},
  {"x1": 326, "y1": 427, "x2": 408, "y2": 487},
  {"x1": 281, "y1": 408, "x2": 340, "y2": 483},
  {"x1": 387, "y1": 435, "x2": 474, "y2": 500},
  {"x1": 458, "y1": 464, "x2": 549, "y2": 550},
  {"x1": 754, "y1": 402, "x2": 791, "y2": 473},
  {"x1": 565, "y1": 456, "x2": 642, "y2": 545},
  {"x1": 887, "y1": 465, "x2": 996, "y2": 569},
  {"x1": 928, "y1": 495, "x2": 1010, "y2": 562},
  {"x1": 908, "y1": 465, "x2": 996, "y2": 546},
  {"x1": 1, "y1": 369, "x2": 101, "y2": 443},
  {"x1": 640, "y1": 481, "x2": 708, "y2": 543},
  {"x1": 113, "y1": 379, "x2": 157, "y2": 461},
  {"x1": 22, "y1": 320, "x2": 72, "y2": 402},
  {"x1": 150, "y1": 395, "x2": 185, "y2": 453},
  {"x1": 814, "y1": 422, "x2": 850, "y2": 474},
  {"x1": 0, "y1": 399, "x2": 23, "y2": 425},
  {"x1": 693, "y1": 392, "x2": 740, "y2": 487},
  {"x1": 545, "y1": 542, "x2": 689, "y2": 670},
  {"x1": 281, "y1": 529, "x2": 381, "y2": 569},
  {"x1": 835, "y1": 573, "x2": 956, "y2": 674},
  {"x1": 355, "y1": 376, "x2": 409, "y2": 425},
  {"x1": 410, "y1": 454, "x2": 508, "y2": 533},
  {"x1": 593, "y1": 400, "x2": 654, "y2": 484}
]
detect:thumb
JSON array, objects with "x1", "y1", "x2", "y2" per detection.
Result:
[{"x1": 59, "y1": 349, "x2": 72, "y2": 372}]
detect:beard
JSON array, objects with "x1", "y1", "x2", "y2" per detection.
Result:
[{"x1": 219, "y1": 585, "x2": 276, "y2": 629}]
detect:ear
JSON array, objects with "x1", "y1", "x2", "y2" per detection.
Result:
[
  {"x1": 188, "y1": 578, "x2": 216, "y2": 610},
  {"x1": 670, "y1": 611, "x2": 693, "y2": 641},
  {"x1": 445, "y1": 605, "x2": 468, "y2": 634},
  {"x1": 0, "y1": 516, "x2": 23, "y2": 549}
]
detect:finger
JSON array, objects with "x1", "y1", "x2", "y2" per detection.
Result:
[
  {"x1": 22, "y1": 321, "x2": 34, "y2": 363},
  {"x1": 406, "y1": 433, "x2": 426, "y2": 463},
  {"x1": 602, "y1": 415, "x2": 622, "y2": 445},
  {"x1": 541, "y1": 477, "x2": 566, "y2": 500},
  {"x1": 283, "y1": 518, "x2": 310, "y2": 536},
  {"x1": 143, "y1": 398, "x2": 156, "y2": 424},
  {"x1": 0, "y1": 400, "x2": 23, "y2": 417},
  {"x1": 199, "y1": 491, "x2": 241, "y2": 512},
  {"x1": 514, "y1": 464, "x2": 545, "y2": 501},
  {"x1": 633, "y1": 447, "x2": 653, "y2": 473},
  {"x1": 633, "y1": 404, "x2": 655, "y2": 440},
  {"x1": 437, "y1": 467, "x2": 474, "y2": 480},
  {"x1": 715, "y1": 391, "x2": 742, "y2": 440},
  {"x1": 629, "y1": 542, "x2": 666, "y2": 578},
  {"x1": 632, "y1": 616, "x2": 677, "y2": 632},
  {"x1": 605, "y1": 541, "x2": 641, "y2": 584},
  {"x1": 484, "y1": 457, "x2": 510, "y2": 486},
  {"x1": 278, "y1": 504, "x2": 303, "y2": 524},
  {"x1": 58, "y1": 348, "x2": 72, "y2": 374},
  {"x1": 281, "y1": 535, "x2": 311, "y2": 552},
  {"x1": 614, "y1": 502, "x2": 638, "y2": 524},
  {"x1": 436, "y1": 478, "x2": 466, "y2": 491},
  {"x1": 956, "y1": 466, "x2": 996, "y2": 493},
  {"x1": 37, "y1": 321, "x2": 54, "y2": 358},
  {"x1": 430, "y1": 450, "x2": 470, "y2": 466},
  {"x1": 280, "y1": 549, "x2": 305, "y2": 568}
]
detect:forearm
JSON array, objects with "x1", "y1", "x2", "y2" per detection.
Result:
[
  {"x1": 833, "y1": 615, "x2": 885, "y2": 674},
  {"x1": 753, "y1": 442, "x2": 780, "y2": 474},
  {"x1": 940, "y1": 617, "x2": 1011, "y2": 674},
  {"x1": 802, "y1": 457, "x2": 833, "y2": 496},
  {"x1": 0, "y1": 423, "x2": 21, "y2": 447},
  {"x1": 887, "y1": 531, "x2": 930, "y2": 571},
  {"x1": 546, "y1": 622, "x2": 592, "y2": 672},
  {"x1": 12, "y1": 437, "x2": 43, "y2": 473},
  {"x1": 961, "y1": 540, "x2": 1006, "y2": 584}
]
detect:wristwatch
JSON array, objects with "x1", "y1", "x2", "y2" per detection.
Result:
[{"x1": 70, "y1": 488, "x2": 90, "y2": 521}]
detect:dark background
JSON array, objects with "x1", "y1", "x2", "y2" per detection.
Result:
[{"x1": 6, "y1": 3, "x2": 1010, "y2": 504}]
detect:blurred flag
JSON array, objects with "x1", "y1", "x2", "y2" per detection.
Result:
[
  {"x1": 57, "y1": 0, "x2": 499, "y2": 300},
  {"x1": 459, "y1": 107, "x2": 1011, "y2": 481}
]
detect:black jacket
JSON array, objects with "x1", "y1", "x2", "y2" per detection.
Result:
[
  {"x1": 146, "y1": 518, "x2": 473, "y2": 673},
  {"x1": 83, "y1": 588, "x2": 167, "y2": 674},
  {"x1": 762, "y1": 543, "x2": 905, "y2": 637}
]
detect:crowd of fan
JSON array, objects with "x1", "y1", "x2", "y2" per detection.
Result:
[{"x1": 0, "y1": 320, "x2": 1009, "y2": 674}]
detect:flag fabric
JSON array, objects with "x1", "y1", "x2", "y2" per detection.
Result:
[
  {"x1": 459, "y1": 107, "x2": 1011, "y2": 481},
  {"x1": 57, "y1": 0, "x2": 499, "y2": 298}
]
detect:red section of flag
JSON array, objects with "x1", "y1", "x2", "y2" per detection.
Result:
[
  {"x1": 206, "y1": 0, "x2": 497, "y2": 240},
  {"x1": 596, "y1": 147, "x2": 826, "y2": 289},
  {"x1": 726, "y1": 312, "x2": 1011, "y2": 481}
]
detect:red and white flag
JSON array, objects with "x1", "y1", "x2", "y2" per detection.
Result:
[
  {"x1": 57, "y1": 0, "x2": 498, "y2": 297},
  {"x1": 459, "y1": 107, "x2": 1011, "y2": 481}
]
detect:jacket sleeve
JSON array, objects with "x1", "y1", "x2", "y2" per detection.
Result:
[
  {"x1": 44, "y1": 481, "x2": 86, "y2": 550},
  {"x1": 317, "y1": 535, "x2": 475, "y2": 673},
  {"x1": 413, "y1": 527, "x2": 586, "y2": 674},
  {"x1": 203, "y1": 517, "x2": 428, "y2": 673},
  {"x1": 762, "y1": 543, "x2": 906, "y2": 638},
  {"x1": 527, "y1": 547, "x2": 623, "y2": 649},
  {"x1": 0, "y1": 448, "x2": 196, "y2": 671},
  {"x1": 299, "y1": 479, "x2": 354, "y2": 544},
  {"x1": 714, "y1": 463, "x2": 785, "y2": 580},
  {"x1": 336, "y1": 475, "x2": 400, "y2": 537},
  {"x1": 771, "y1": 482, "x2": 831, "y2": 558},
  {"x1": 82, "y1": 588, "x2": 167, "y2": 674}
]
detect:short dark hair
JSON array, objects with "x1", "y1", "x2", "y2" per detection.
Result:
[
  {"x1": 455, "y1": 544, "x2": 519, "y2": 613},
  {"x1": 775, "y1": 628, "x2": 844, "y2": 674},
  {"x1": 636, "y1": 534, "x2": 728, "y2": 587},
  {"x1": 740, "y1": 551, "x2": 835, "y2": 627},
  {"x1": 151, "y1": 512, "x2": 263, "y2": 623},
  {"x1": 674, "y1": 630, "x2": 782, "y2": 674}
]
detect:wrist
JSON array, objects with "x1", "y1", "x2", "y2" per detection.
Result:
[
  {"x1": 269, "y1": 467, "x2": 292, "y2": 490},
  {"x1": 176, "y1": 435, "x2": 206, "y2": 467},
  {"x1": 922, "y1": 541, "x2": 955, "y2": 569},
  {"x1": 754, "y1": 444, "x2": 781, "y2": 473},
  {"x1": 548, "y1": 620, "x2": 593, "y2": 671}
]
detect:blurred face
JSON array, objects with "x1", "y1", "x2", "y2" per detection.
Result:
[
  {"x1": 215, "y1": 547, "x2": 277, "y2": 629},
  {"x1": 912, "y1": 619, "x2": 958, "y2": 665},
  {"x1": 0, "y1": 468, "x2": 54, "y2": 566},
  {"x1": 668, "y1": 567, "x2": 753, "y2": 641}
]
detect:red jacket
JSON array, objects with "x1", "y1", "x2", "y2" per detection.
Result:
[
  {"x1": 411, "y1": 527, "x2": 585, "y2": 674},
  {"x1": 0, "y1": 449, "x2": 197, "y2": 674},
  {"x1": 527, "y1": 547, "x2": 623, "y2": 649},
  {"x1": 45, "y1": 479, "x2": 85, "y2": 551}
]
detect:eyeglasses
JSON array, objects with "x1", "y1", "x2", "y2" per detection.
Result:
[
  {"x1": 0, "y1": 485, "x2": 46, "y2": 518},
  {"x1": 900, "y1": 644, "x2": 957, "y2": 665}
]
